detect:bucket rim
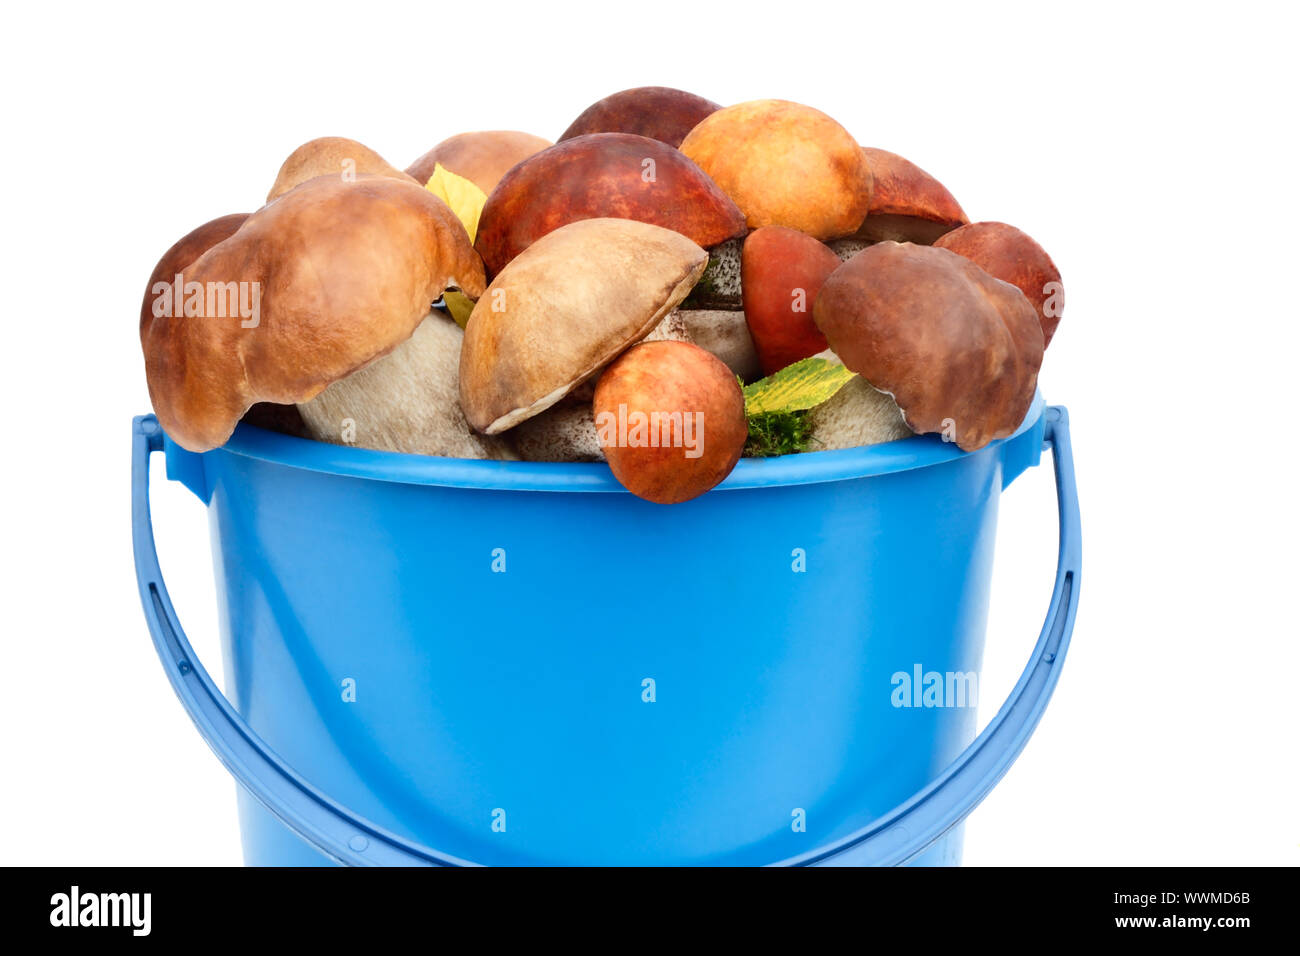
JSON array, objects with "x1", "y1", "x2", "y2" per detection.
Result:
[{"x1": 203, "y1": 392, "x2": 1045, "y2": 493}]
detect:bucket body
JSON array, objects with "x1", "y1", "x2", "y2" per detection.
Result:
[{"x1": 168, "y1": 399, "x2": 1045, "y2": 866}]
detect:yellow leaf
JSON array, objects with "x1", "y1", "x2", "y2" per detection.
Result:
[
  {"x1": 442, "y1": 291, "x2": 476, "y2": 329},
  {"x1": 425, "y1": 162, "x2": 487, "y2": 244},
  {"x1": 743, "y1": 357, "x2": 857, "y2": 417}
]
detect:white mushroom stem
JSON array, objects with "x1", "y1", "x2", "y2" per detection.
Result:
[
  {"x1": 674, "y1": 309, "x2": 761, "y2": 382},
  {"x1": 298, "y1": 311, "x2": 515, "y2": 459},
  {"x1": 805, "y1": 351, "x2": 914, "y2": 450}
]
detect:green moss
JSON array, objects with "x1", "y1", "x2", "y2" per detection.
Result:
[{"x1": 745, "y1": 410, "x2": 816, "y2": 457}]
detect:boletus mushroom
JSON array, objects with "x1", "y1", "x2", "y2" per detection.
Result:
[
  {"x1": 559, "y1": 86, "x2": 721, "y2": 148},
  {"x1": 594, "y1": 340, "x2": 747, "y2": 504},
  {"x1": 934, "y1": 221, "x2": 1065, "y2": 347},
  {"x1": 266, "y1": 136, "x2": 417, "y2": 202},
  {"x1": 813, "y1": 242, "x2": 1043, "y2": 451},
  {"x1": 405, "y1": 130, "x2": 553, "y2": 193},
  {"x1": 741, "y1": 226, "x2": 842, "y2": 376},
  {"x1": 679, "y1": 99, "x2": 873, "y2": 240},
  {"x1": 474, "y1": 132, "x2": 745, "y2": 279},
  {"x1": 853, "y1": 147, "x2": 968, "y2": 245},
  {"x1": 459, "y1": 218, "x2": 707, "y2": 434},
  {"x1": 140, "y1": 174, "x2": 486, "y2": 453}
]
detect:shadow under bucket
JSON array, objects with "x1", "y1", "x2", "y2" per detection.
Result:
[{"x1": 132, "y1": 394, "x2": 1080, "y2": 866}]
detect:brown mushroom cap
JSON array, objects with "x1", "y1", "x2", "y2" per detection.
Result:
[
  {"x1": 266, "y1": 137, "x2": 417, "y2": 202},
  {"x1": 679, "y1": 99, "x2": 873, "y2": 240},
  {"x1": 813, "y1": 242, "x2": 1043, "y2": 451},
  {"x1": 934, "y1": 221, "x2": 1064, "y2": 347},
  {"x1": 459, "y1": 218, "x2": 707, "y2": 434},
  {"x1": 405, "y1": 130, "x2": 553, "y2": 192},
  {"x1": 138, "y1": 213, "x2": 250, "y2": 333},
  {"x1": 474, "y1": 133, "x2": 745, "y2": 278},
  {"x1": 558, "y1": 86, "x2": 720, "y2": 148},
  {"x1": 856, "y1": 147, "x2": 968, "y2": 244},
  {"x1": 141, "y1": 175, "x2": 485, "y2": 452}
]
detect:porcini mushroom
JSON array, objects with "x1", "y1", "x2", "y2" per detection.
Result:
[
  {"x1": 405, "y1": 130, "x2": 553, "y2": 193},
  {"x1": 266, "y1": 136, "x2": 418, "y2": 202},
  {"x1": 854, "y1": 148, "x2": 967, "y2": 244},
  {"x1": 813, "y1": 242, "x2": 1043, "y2": 451},
  {"x1": 137, "y1": 211, "x2": 316, "y2": 440},
  {"x1": 934, "y1": 221, "x2": 1065, "y2": 347},
  {"x1": 558, "y1": 86, "x2": 721, "y2": 148},
  {"x1": 459, "y1": 218, "x2": 707, "y2": 434},
  {"x1": 594, "y1": 340, "x2": 748, "y2": 504},
  {"x1": 678, "y1": 99, "x2": 873, "y2": 240},
  {"x1": 473, "y1": 132, "x2": 746, "y2": 278},
  {"x1": 140, "y1": 174, "x2": 485, "y2": 452}
]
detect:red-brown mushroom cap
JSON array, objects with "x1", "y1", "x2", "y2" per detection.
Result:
[
  {"x1": 266, "y1": 136, "x2": 417, "y2": 202},
  {"x1": 405, "y1": 130, "x2": 553, "y2": 192},
  {"x1": 141, "y1": 175, "x2": 485, "y2": 452},
  {"x1": 679, "y1": 100, "x2": 873, "y2": 240},
  {"x1": 741, "y1": 226, "x2": 841, "y2": 375},
  {"x1": 558, "y1": 86, "x2": 721, "y2": 148},
  {"x1": 857, "y1": 147, "x2": 968, "y2": 244},
  {"x1": 934, "y1": 221, "x2": 1065, "y2": 347},
  {"x1": 813, "y1": 242, "x2": 1043, "y2": 451},
  {"x1": 594, "y1": 340, "x2": 747, "y2": 504},
  {"x1": 474, "y1": 132, "x2": 746, "y2": 279}
]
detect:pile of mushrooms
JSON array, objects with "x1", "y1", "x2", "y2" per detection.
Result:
[{"x1": 139, "y1": 87, "x2": 1065, "y2": 503}]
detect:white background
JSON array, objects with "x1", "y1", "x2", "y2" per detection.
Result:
[{"x1": 1, "y1": 1, "x2": 1296, "y2": 866}]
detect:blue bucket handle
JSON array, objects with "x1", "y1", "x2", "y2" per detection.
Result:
[{"x1": 131, "y1": 406, "x2": 1081, "y2": 866}]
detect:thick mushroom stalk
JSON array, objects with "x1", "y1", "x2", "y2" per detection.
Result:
[
  {"x1": 813, "y1": 242, "x2": 1043, "y2": 451},
  {"x1": 297, "y1": 312, "x2": 514, "y2": 459},
  {"x1": 459, "y1": 218, "x2": 708, "y2": 435},
  {"x1": 140, "y1": 174, "x2": 485, "y2": 452}
]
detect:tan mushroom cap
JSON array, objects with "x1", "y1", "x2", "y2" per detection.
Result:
[
  {"x1": 267, "y1": 137, "x2": 417, "y2": 202},
  {"x1": 813, "y1": 242, "x2": 1043, "y2": 451},
  {"x1": 459, "y1": 218, "x2": 707, "y2": 435},
  {"x1": 141, "y1": 174, "x2": 485, "y2": 452},
  {"x1": 679, "y1": 99, "x2": 873, "y2": 240},
  {"x1": 405, "y1": 130, "x2": 553, "y2": 193}
]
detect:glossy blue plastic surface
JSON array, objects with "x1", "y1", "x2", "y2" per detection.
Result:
[{"x1": 132, "y1": 394, "x2": 1081, "y2": 866}]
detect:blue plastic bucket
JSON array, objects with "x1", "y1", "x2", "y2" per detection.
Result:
[{"x1": 132, "y1": 395, "x2": 1080, "y2": 866}]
